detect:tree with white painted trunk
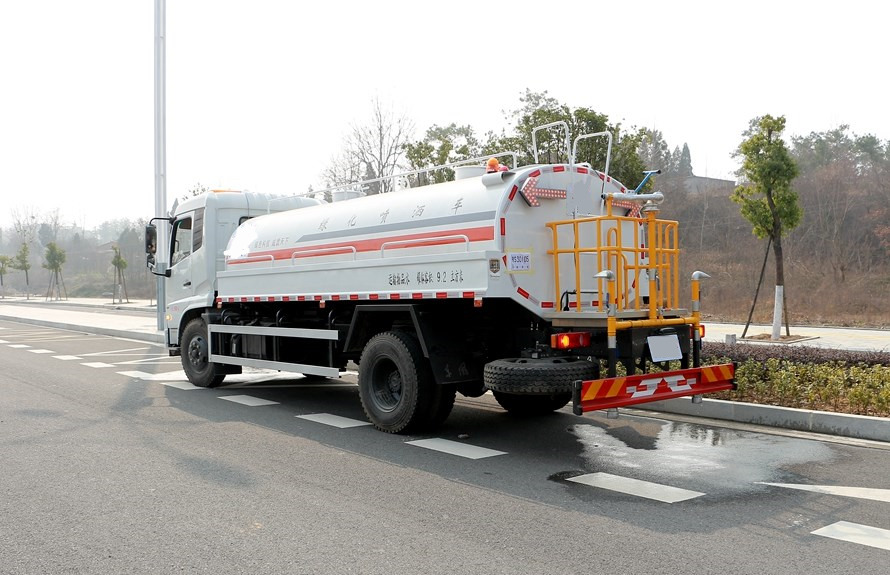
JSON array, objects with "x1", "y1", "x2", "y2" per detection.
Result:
[{"x1": 732, "y1": 115, "x2": 801, "y2": 340}]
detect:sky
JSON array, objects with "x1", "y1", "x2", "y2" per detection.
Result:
[{"x1": 1, "y1": 0, "x2": 886, "y2": 233}]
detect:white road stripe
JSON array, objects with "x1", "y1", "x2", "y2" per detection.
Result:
[
  {"x1": 117, "y1": 370, "x2": 160, "y2": 379},
  {"x1": 0, "y1": 339, "x2": 7, "y2": 343},
  {"x1": 8, "y1": 344, "x2": 30, "y2": 348},
  {"x1": 219, "y1": 395, "x2": 280, "y2": 407},
  {"x1": 296, "y1": 413, "x2": 372, "y2": 428},
  {"x1": 27, "y1": 349, "x2": 55, "y2": 354},
  {"x1": 759, "y1": 483, "x2": 890, "y2": 503},
  {"x1": 567, "y1": 472, "x2": 704, "y2": 503},
  {"x1": 812, "y1": 521, "x2": 890, "y2": 551},
  {"x1": 53, "y1": 355, "x2": 82, "y2": 360},
  {"x1": 406, "y1": 438, "x2": 506, "y2": 460},
  {"x1": 160, "y1": 381, "x2": 201, "y2": 390},
  {"x1": 81, "y1": 362, "x2": 116, "y2": 368},
  {"x1": 81, "y1": 347, "x2": 149, "y2": 357},
  {"x1": 117, "y1": 370, "x2": 187, "y2": 381}
]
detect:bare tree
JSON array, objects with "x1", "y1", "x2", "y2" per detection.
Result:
[
  {"x1": 10, "y1": 206, "x2": 41, "y2": 247},
  {"x1": 323, "y1": 98, "x2": 414, "y2": 195}
]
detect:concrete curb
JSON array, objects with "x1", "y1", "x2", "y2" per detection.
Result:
[
  {"x1": 639, "y1": 398, "x2": 889, "y2": 443},
  {"x1": 0, "y1": 313, "x2": 164, "y2": 344}
]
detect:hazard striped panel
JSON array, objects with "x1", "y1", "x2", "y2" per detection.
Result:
[{"x1": 573, "y1": 363, "x2": 736, "y2": 414}]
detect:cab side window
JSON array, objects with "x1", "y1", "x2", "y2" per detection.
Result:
[{"x1": 170, "y1": 217, "x2": 193, "y2": 266}]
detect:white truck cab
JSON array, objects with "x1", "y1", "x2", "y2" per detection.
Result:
[{"x1": 147, "y1": 191, "x2": 324, "y2": 349}]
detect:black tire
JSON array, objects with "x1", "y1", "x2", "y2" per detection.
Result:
[
  {"x1": 424, "y1": 383, "x2": 457, "y2": 430},
  {"x1": 181, "y1": 318, "x2": 226, "y2": 388},
  {"x1": 358, "y1": 331, "x2": 435, "y2": 434},
  {"x1": 492, "y1": 391, "x2": 572, "y2": 415},
  {"x1": 483, "y1": 357, "x2": 596, "y2": 394}
]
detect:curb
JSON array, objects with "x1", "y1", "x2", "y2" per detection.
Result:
[
  {"x1": 638, "y1": 398, "x2": 889, "y2": 443},
  {"x1": 0, "y1": 313, "x2": 164, "y2": 344}
]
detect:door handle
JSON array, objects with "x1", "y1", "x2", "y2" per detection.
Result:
[{"x1": 183, "y1": 281, "x2": 191, "y2": 287}]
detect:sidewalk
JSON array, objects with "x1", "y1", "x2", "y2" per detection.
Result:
[
  {"x1": 0, "y1": 297, "x2": 887, "y2": 442},
  {"x1": 0, "y1": 296, "x2": 164, "y2": 343}
]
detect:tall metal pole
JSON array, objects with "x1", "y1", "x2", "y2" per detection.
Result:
[{"x1": 154, "y1": 0, "x2": 167, "y2": 331}]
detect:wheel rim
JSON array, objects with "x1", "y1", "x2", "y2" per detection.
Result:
[
  {"x1": 369, "y1": 357, "x2": 402, "y2": 412},
  {"x1": 187, "y1": 335, "x2": 208, "y2": 371}
]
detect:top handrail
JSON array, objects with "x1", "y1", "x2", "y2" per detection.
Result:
[
  {"x1": 300, "y1": 151, "x2": 520, "y2": 200},
  {"x1": 573, "y1": 131, "x2": 612, "y2": 178},
  {"x1": 532, "y1": 121, "x2": 571, "y2": 164}
]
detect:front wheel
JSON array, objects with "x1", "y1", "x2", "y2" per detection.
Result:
[{"x1": 181, "y1": 318, "x2": 225, "y2": 388}]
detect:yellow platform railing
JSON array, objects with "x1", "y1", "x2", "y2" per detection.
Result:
[{"x1": 546, "y1": 202, "x2": 679, "y2": 319}]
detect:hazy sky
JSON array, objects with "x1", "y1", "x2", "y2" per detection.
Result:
[{"x1": 0, "y1": 0, "x2": 885, "y2": 231}]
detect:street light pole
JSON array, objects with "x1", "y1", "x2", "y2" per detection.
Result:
[{"x1": 154, "y1": 0, "x2": 167, "y2": 332}]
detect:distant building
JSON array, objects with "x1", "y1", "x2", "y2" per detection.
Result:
[{"x1": 683, "y1": 175, "x2": 736, "y2": 196}]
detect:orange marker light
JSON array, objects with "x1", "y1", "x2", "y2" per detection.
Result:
[{"x1": 550, "y1": 331, "x2": 591, "y2": 349}]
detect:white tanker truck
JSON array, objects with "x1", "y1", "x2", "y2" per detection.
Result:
[{"x1": 146, "y1": 123, "x2": 735, "y2": 433}]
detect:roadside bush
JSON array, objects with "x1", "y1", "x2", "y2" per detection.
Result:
[{"x1": 703, "y1": 343, "x2": 890, "y2": 417}]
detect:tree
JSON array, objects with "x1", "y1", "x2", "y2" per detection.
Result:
[
  {"x1": 12, "y1": 243, "x2": 32, "y2": 298},
  {"x1": 404, "y1": 123, "x2": 482, "y2": 184},
  {"x1": 789, "y1": 126, "x2": 878, "y2": 281},
  {"x1": 637, "y1": 129, "x2": 672, "y2": 172},
  {"x1": 677, "y1": 143, "x2": 694, "y2": 177},
  {"x1": 322, "y1": 97, "x2": 414, "y2": 195},
  {"x1": 38, "y1": 208, "x2": 61, "y2": 247},
  {"x1": 111, "y1": 245, "x2": 129, "y2": 303},
  {"x1": 43, "y1": 242, "x2": 67, "y2": 301},
  {"x1": 10, "y1": 206, "x2": 40, "y2": 247},
  {"x1": 481, "y1": 89, "x2": 647, "y2": 189},
  {"x1": 0, "y1": 254, "x2": 10, "y2": 297},
  {"x1": 731, "y1": 115, "x2": 801, "y2": 339}
]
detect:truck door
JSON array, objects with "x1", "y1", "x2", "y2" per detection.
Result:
[{"x1": 166, "y1": 211, "x2": 198, "y2": 311}]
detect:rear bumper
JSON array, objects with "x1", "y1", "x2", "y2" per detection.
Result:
[{"x1": 572, "y1": 363, "x2": 736, "y2": 415}]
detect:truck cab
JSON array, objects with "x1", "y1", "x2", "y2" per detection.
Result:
[{"x1": 147, "y1": 191, "x2": 324, "y2": 351}]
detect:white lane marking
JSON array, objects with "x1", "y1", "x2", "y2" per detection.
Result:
[
  {"x1": 118, "y1": 370, "x2": 161, "y2": 379},
  {"x1": 812, "y1": 521, "x2": 890, "y2": 551},
  {"x1": 759, "y1": 482, "x2": 890, "y2": 503},
  {"x1": 567, "y1": 472, "x2": 704, "y2": 503},
  {"x1": 53, "y1": 355, "x2": 82, "y2": 361},
  {"x1": 0, "y1": 339, "x2": 7, "y2": 343},
  {"x1": 219, "y1": 395, "x2": 280, "y2": 407},
  {"x1": 27, "y1": 349, "x2": 55, "y2": 354},
  {"x1": 81, "y1": 362, "x2": 116, "y2": 368},
  {"x1": 114, "y1": 356, "x2": 179, "y2": 365},
  {"x1": 406, "y1": 438, "x2": 506, "y2": 460},
  {"x1": 8, "y1": 344, "x2": 30, "y2": 348},
  {"x1": 160, "y1": 381, "x2": 201, "y2": 390},
  {"x1": 117, "y1": 369, "x2": 187, "y2": 381},
  {"x1": 296, "y1": 413, "x2": 372, "y2": 428},
  {"x1": 81, "y1": 347, "x2": 150, "y2": 356}
]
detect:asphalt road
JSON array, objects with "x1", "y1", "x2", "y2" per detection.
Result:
[{"x1": 2, "y1": 320, "x2": 889, "y2": 574}]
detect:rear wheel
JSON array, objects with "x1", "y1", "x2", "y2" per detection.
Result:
[
  {"x1": 492, "y1": 391, "x2": 572, "y2": 415},
  {"x1": 358, "y1": 331, "x2": 435, "y2": 434},
  {"x1": 181, "y1": 318, "x2": 226, "y2": 388},
  {"x1": 424, "y1": 383, "x2": 457, "y2": 430}
]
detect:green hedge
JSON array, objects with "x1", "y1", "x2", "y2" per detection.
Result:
[{"x1": 700, "y1": 343, "x2": 890, "y2": 417}]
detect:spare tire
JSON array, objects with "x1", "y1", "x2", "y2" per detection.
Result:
[{"x1": 483, "y1": 357, "x2": 596, "y2": 394}]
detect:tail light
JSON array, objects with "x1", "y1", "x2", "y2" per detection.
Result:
[{"x1": 551, "y1": 331, "x2": 591, "y2": 350}]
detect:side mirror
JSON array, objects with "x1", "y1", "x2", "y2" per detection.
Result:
[{"x1": 145, "y1": 224, "x2": 157, "y2": 255}]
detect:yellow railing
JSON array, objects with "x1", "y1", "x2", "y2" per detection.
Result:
[{"x1": 546, "y1": 207, "x2": 679, "y2": 318}]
